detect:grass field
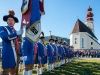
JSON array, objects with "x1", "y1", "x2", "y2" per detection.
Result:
[{"x1": 0, "y1": 58, "x2": 100, "y2": 75}]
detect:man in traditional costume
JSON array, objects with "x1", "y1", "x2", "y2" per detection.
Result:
[
  {"x1": 52, "y1": 37, "x2": 58, "y2": 69},
  {"x1": 57, "y1": 39, "x2": 63, "y2": 67},
  {"x1": 61, "y1": 42, "x2": 66, "y2": 66},
  {"x1": 0, "y1": 10, "x2": 23, "y2": 75},
  {"x1": 42, "y1": 41, "x2": 47, "y2": 72},
  {"x1": 62, "y1": 41, "x2": 68, "y2": 65},
  {"x1": 46, "y1": 35, "x2": 55, "y2": 72},
  {"x1": 70, "y1": 46, "x2": 74, "y2": 62},
  {"x1": 68, "y1": 46, "x2": 72, "y2": 63},
  {"x1": 33, "y1": 42, "x2": 38, "y2": 68},
  {"x1": 37, "y1": 32, "x2": 45, "y2": 75},
  {"x1": 21, "y1": 30, "x2": 34, "y2": 75}
]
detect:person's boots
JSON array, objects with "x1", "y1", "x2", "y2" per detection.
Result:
[{"x1": 1, "y1": 68, "x2": 10, "y2": 75}]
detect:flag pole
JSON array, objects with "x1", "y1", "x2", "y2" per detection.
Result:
[
  {"x1": 15, "y1": 4, "x2": 27, "y2": 75},
  {"x1": 15, "y1": 21, "x2": 24, "y2": 75}
]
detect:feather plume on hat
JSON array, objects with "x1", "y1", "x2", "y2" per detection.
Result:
[
  {"x1": 49, "y1": 35, "x2": 54, "y2": 41},
  {"x1": 8, "y1": 10, "x2": 15, "y2": 15},
  {"x1": 40, "y1": 31, "x2": 45, "y2": 39},
  {"x1": 3, "y1": 9, "x2": 18, "y2": 23}
]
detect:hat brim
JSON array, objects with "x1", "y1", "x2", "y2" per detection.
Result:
[
  {"x1": 40, "y1": 36, "x2": 45, "y2": 39},
  {"x1": 59, "y1": 42, "x2": 62, "y2": 44},
  {"x1": 54, "y1": 40, "x2": 58, "y2": 42},
  {"x1": 63, "y1": 42, "x2": 66, "y2": 45},
  {"x1": 49, "y1": 39, "x2": 54, "y2": 41},
  {"x1": 3, "y1": 15, "x2": 19, "y2": 23}
]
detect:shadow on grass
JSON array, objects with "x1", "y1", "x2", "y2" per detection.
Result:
[
  {"x1": 1, "y1": 59, "x2": 100, "y2": 75},
  {"x1": 43, "y1": 60, "x2": 100, "y2": 75}
]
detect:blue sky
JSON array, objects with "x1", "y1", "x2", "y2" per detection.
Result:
[{"x1": 0, "y1": 0, "x2": 100, "y2": 42}]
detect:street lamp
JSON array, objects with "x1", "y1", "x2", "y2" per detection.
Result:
[{"x1": 49, "y1": 31, "x2": 51, "y2": 35}]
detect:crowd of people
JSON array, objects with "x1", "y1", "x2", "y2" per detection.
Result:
[{"x1": 74, "y1": 50, "x2": 100, "y2": 58}]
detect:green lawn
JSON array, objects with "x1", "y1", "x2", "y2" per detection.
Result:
[
  {"x1": 0, "y1": 58, "x2": 100, "y2": 75},
  {"x1": 43, "y1": 58, "x2": 100, "y2": 75}
]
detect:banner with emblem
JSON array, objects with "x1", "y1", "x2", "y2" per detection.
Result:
[{"x1": 21, "y1": 0, "x2": 44, "y2": 42}]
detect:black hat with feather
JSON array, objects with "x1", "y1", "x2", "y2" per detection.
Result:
[
  {"x1": 59, "y1": 39, "x2": 63, "y2": 44},
  {"x1": 62, "y1": 40, "x2": 68, "y2": 45},
  {"x1": 3, "y1": 10, "x2": 19, "y2": 23},
  {"x1": 49, "y1": 35, "x2": 54, "y2": 41},
  {"x1": 54, "y1": 37, "x2": 58, "y2": 42}
]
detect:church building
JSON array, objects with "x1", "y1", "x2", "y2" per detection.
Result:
[{"x1": 70, "y1": 6, "x2": 100, "y2": 50}]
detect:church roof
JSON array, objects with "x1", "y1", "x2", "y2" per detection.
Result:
[{"x1": 71, "y1": 19, "x2": 98, "y2": 40}]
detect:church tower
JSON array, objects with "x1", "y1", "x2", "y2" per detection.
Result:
[{"x1": 85, "y1": 6, "x2": 94, "y2": 33}]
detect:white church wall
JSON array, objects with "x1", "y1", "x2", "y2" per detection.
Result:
[
  {"x1": 70, "y1": 32, "x2": 100, "y2": 50},
  {"x1": 85, "y1": 32, "x2": 98, "y2": 41},
  {"x1": 70, "y1": 32, "x2": 80, "y2": 49},
  {"x1": 80, "y1": 32, "x2": 87, "y2": 49},
  {"x1": 98, "y1": 45, "x2": 100, "y2": 49},
  {"x1": 86, "y1": 33, "x2": 99, "y2": 49},
  {"x1": 80, "y1": 32, "x2": 99, "y2": 49}
]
